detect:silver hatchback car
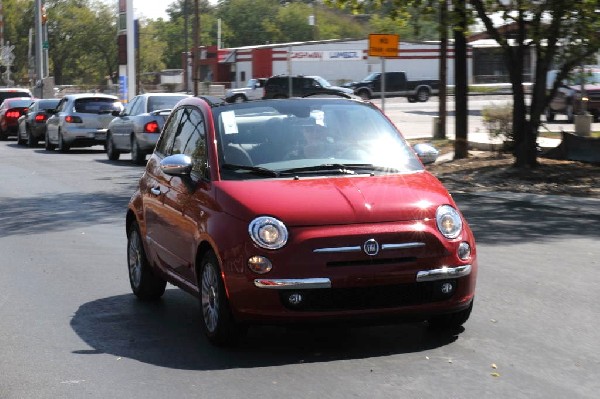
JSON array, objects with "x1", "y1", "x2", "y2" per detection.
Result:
[
  {"x1": 45, "y1": 93, "x2": 123, "y2": 152},
  {"x1": 106, "y1": 93, "x2": 191, "y2": 164}
]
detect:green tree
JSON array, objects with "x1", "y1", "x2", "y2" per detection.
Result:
[
  {"x1": 45, "y1": 0, "x2": 117, "y2": 86},
  {"x1": 1, "y1": 0, "x2": 34, "y2": 86},
  {"x1": 470, "y1": 0, "x2": 600, "y2": 168}
]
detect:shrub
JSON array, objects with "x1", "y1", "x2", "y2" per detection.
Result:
[{"x1": 481, "y1": 102, "x2": 514, "y2": 152}]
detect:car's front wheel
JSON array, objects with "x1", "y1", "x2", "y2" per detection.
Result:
[
  {"x1": 57, "y1": 131, "x2": 70, "y2": 152},
  {"x1": 199, "y1": 251, "x2": 245, "y2": 345},
  {"x1": 416, "y1": 88, "x2": 430, "y2": 102},
  {"x1": 131, "y1": 136, "x2": 146, "y2": 165},
  {"x1": 127, "y1": 221, "x2": 166, "y2": 300},
  {"x1": 357, "y1": 90, "x2": 370, "y2": 100},
  {"x1": 233, "y1": 94, "x2": 246, "y2": 103},
  {"x1": 106, "y1": 133, "x2": 120, "y2": 161},
  {"x1": 44, "y1": 131, "x2": 56, "y2": 151},
  {"x1": 27, "y1": 127, "x2": 38, "y2": 148}
]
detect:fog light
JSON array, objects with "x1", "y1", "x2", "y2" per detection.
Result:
[
  {"x1": 440, "y1": 282, "x2": 455, "y2": 295},
  {"x1": 247, "y1": 256, "x2": 272, "y2": 274},
  {"x1": 288, "y1": 292, "x2": 303, "y2": 305},
  {"x1": 457, "y1": 242, "x2": 471, "y2": 260}
]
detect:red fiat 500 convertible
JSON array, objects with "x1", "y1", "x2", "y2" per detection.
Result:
[{"x1": 125, "y1": 96, "x2": 477, "y2": 345}]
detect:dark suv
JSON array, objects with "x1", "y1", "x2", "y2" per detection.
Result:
[{"x1": 262, "y1": 75, "x2": 353, "y2": 99}]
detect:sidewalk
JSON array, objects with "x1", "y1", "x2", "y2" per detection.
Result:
[{"x1": 373, "y1": 98, "x2": 589, "y2": 151}]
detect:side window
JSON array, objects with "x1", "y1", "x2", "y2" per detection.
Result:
[
  {"x1": 122, "y1": 97, "x2": 138, "y2": 116},
  {"x1": 155, "y1": 108, "x2": 183, "y2": 156},
  {"x1": 172, "y1": 107, "x2": 207, "y2": 177},
  {"x1": 56, "y1": 99, "x2": 67, "y2": 112},
  {"x1": 130, "y1": 97, "x2": 145, "y2": 115}
]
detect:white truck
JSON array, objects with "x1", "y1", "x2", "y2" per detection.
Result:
[{"x1": 224, "y1": 78, "x2": 267, "y2": 102}]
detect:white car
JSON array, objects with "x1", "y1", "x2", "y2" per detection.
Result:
[
  {"x1": 45, "y1": 93, "x2": 123, "y2": 152},
  {"x1": 106, "y1": 92, "x2": 191, "y2": 164},
  {"x1": 224, "y1": 78, "x2": 266, "y2": 103}
]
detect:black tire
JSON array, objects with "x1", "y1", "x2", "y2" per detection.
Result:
[
  {"x1": 428, "y1": 300, "x2": 473, "y2": 330},
  {"x1": 199, "y1": 251, "x2": 244, "y2": 346},
  {"x1": 106, "y1": 133, "x2": 120, "y2": 161},
  {"x1": 44, "y1": 132, "x2": 56, "y2": 151},
  {"x1": 57, "y1": 131, "x2": 70, "y2": 153},
  {"x1": 357, "y1": 90, "x2": 370, "y2": 100},
  {"x1": 27, "y1": 127, "x2": 38, "y2": 148},
  {"x1": 233, "y1": 94, "x2": 246, "y2": 103},
  {"x1": 416, "y1": 88, "x2": 430, "y2": 102},
  {"x1": 545, "y1": 108, "x2": 555, "y2": 122},
  {"x1": 127, "y1": 221, "x2": 166, "y2": 300},
  {"x1": 0, "y1": 129, "x2": 7, "y2": 141},
  {"x1": 16, "y1": 132, "x2": 25, "y2": 145},
  {"x1": 131, "y1": 136, "x2": 146, "y2": 165},
  {"x1": 407, "y1": 96, "x2": 417, "y2": 103}
]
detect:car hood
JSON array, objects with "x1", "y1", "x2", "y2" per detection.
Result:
[
  {"x1": 215, "y1": 172, "x2": 454, "y2": 226},
  {"x1": 329, "y1": 86, "x2": 354, "y2": 94}
]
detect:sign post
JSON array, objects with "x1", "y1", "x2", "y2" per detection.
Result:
[{"x1": 368, "y1": 34, "x2": 399, "y2": 112}]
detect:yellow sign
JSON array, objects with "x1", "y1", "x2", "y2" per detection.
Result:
[{"x1": 368, "y1": 34, "x2": 399, "y2": 57}]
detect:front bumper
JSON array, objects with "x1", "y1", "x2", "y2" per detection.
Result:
[{"x1": 254, "y1": 265, "x2": 472, "y2": 289}]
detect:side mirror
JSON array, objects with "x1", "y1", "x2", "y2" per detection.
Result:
[
  {"x1": 413, "y1": 143, "x2": 439, "y2": 164},
  {"x1": 112, "y1": 110, "x2": 122, "y2": 117},
  {"x1": 160, "y1": 154, "x2": 192, "y2": 176}
]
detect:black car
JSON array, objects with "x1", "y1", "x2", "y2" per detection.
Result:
[
  {"x1": 17, "y1": 98, "x2": 60, "y2": 147},
  {"x1": 262, "y1": 75, "x2": 354, "y2": 99}
]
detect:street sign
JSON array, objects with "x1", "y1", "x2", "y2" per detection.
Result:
[
  {"x1": 368, "y1": 34, "x2": 399, "y2": 58},
  {"x1": 42, "y1": 41, "x2": 49, "y2": 49}
]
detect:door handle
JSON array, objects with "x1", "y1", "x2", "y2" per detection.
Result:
[{"x1": 150, "y1": 187, "x2": 161, "y2": 196}]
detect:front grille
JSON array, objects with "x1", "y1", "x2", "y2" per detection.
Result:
[
  {"x1": 279, "y1": 280, "x2": 456, "y2": 312},
  {"x1": 327, "y1": 256, "x2": 417, "y2": 268}
]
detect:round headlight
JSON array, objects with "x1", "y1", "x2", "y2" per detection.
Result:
[
  {"x1": 436, "y1": 205, "x2": 463, "y2": 239},
  {"x1": 249, "y1": 216, "x2": 288, "y2": 249}
]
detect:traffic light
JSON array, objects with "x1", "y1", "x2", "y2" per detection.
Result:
[{"x1": 42, "y1": 6, "x2": 47, "y2": 24}]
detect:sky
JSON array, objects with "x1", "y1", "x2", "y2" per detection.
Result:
[{"x1": 132, "y1": 0, "x2": 176, "y2": 20}]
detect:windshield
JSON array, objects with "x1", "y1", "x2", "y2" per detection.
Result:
[
  {"x1": 567, "y1": 71, "x2": 600, "y2": 85},
  {"x1": 147, "y1": 95, "x2": 188, "y2": 112},
  {"x1": 313, "y1": 76, "x2": 332, "y2": 88},
  {"x1": 213, "y1": 98, "x2": 423, "y2": 180},
  {"x1": 362, "y1": 73, "x2": 380, "y2": 82},
  {"x1": 74, "y1": 98, "x2": 122, "y2": 114}
]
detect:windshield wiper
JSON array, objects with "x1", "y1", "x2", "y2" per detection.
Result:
[
  {"x1": 278, "y1": 163, "x2": 399, "y2": 176},
  {"x1": 221, "y1": 163, "x2": 279, "y2": 177}
]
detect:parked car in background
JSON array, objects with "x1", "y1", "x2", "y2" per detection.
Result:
[
  {"x1": 225, "y1": 78, "x2": 267, "y2": 103},
  {"x1": 545, "y1": 67, "x2": 600, "y2": 122},
  {"x1": 262, "y1": 75, "x2": 354, "y2": 99},
  {"x1": 343, "y1": 72, "x2": 440, "y2": 102},
  {"x1": 45, "y1": 93, "x2": 123, "y2": 152},
  {"x1": 106, "y1": 93, "x2": 191, "y2": 164},
  {"x1": 0, "y1": 87, "x2": 33, "y2": 105},
  {"x1": 17, "y1": 98, "x2": 60, "y2": 147},
  {"x1": 125, "y1": 96, "x2": 477, "y2": 345},
  {"x1": 0, "y1": 97, "x2": 33, "y2": 140}
]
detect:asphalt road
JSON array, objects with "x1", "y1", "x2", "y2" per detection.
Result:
[{"x1": 1, "y1": 128, "x2": 599, "y2": 398}]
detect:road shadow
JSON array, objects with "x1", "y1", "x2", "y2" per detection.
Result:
[
  {"x1": 451, "y1": 192, "x2": 600, "y2": 244},
  {"x1": 0, "y1": 191, "x2": 132, "y2": 237},
  {"x1": 70, "y1": 290, "x2": 460, "y2": 371}
]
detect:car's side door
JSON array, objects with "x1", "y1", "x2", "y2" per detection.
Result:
[
  {"x1": 111, "y1": 96, "x2": 139, "y2": 149},
  {"x1": 143, "y1": 105, "x2": 210, "y2": 287},
  {"x1": 45, "y1": 98, "x2": 67, "y2": 142}
]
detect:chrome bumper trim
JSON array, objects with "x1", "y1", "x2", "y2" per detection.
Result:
[
  {"x1": 254, "y1": 278, "x2": 332, "y2": 289},
  {"x1": 416, "y1": 265, "x2": 472, "y2": 282},
  {"x1": 313, "y1": 242, "x2": 425, "y2": 254}
]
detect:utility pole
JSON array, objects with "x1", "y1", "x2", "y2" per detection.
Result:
[
  {"x1": 436, "y1": 0, "x2": 448, "y2": 140},
  {"x1": 35, "y1": 0, "x2": 44, "y2": 96},
  {"x1": 184, "y1": 0, "x2": 188, "y2": 93},
  {"x1": 193, "y1": 0, "x2": 199, "y2": 95}
]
